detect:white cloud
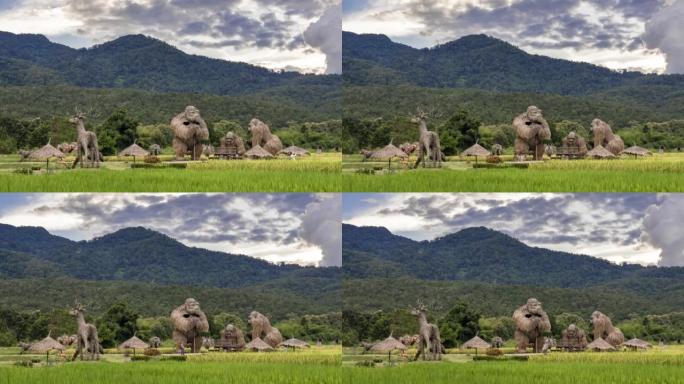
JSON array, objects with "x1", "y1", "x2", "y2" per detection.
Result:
[{"x1": 641, "y1": 194, "x2": 684, "y2": 266}]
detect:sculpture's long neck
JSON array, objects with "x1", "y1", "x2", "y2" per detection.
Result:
[
  {"x1": 418, "y1": 313, "x2": 428, "y2": 327},
  {"x1": 419, "y1": 121, "x2": 428, "y2": 135},
  {"x1": 76, "y1": 312, "x2": 86, "y2": 328},
  {"x1": 76, "y1": 121, "x2": 86, "y2": 136}
]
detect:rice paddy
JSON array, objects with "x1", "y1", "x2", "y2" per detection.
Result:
[
  {"x1": 0, "y1": 153, "x2": 341, "y2": 192},
  {"x1": 342, "y1": 153, "x2": 684, "y2": 192}
]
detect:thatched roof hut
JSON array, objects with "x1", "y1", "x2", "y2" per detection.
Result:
[
  {"x1": 118, "y1": 141, "x2": 149, "y2": 158},
  {"x1": 587, "y1": 337, "x2": 615, "y2": 351},
  {"x1": 460, "y1": 143, "x2": 491, "y2": 162},
  {"x1": 244, "y1": 337, "x2": 274, "y2": 352},
  {"x1": 461, "y1": 335, "x2": 491, "y2": 351},
  {"x1": 586, "y1": 145, "x2": 616, "y2": 159},
  {"x1": 621, "y1": 146, "x2": 651, "y2": 157},
  {"x1": 29, "y1": 334, "x2": 65, "y2": 353},
  {"x1": 29, "y1": 140, "x2": 64, "y2": 160},
  {"x1": 119, "y1": 335, "x2": 149, "y2": 353},
  {"x1": 278, "y1": 146, "x2": 310, "y2": 156},
  {"x1": 280, "y1": 338, "x2": 310, "y2": 349},
  {"x1": 370, "y1": 142, "x2": 408, "y2": 160},
  {"x1": 244, "y1": 145, "x2": 274, "y2": 159},
  {"x1": 371, "y1": 334, "x2": 406, "y2": 362},
  {"x1": 623, "y1": 338, "x2": 651, "y2": 350},
  {"x1": 370, "y1": 141, "x2": 408, "y2": 170}
]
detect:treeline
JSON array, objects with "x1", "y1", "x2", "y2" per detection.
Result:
[
  {"x1": 342, "y1": 305, "x2": 684, "y2": 347},
  {"x1": 341, "y1": 106, "x2": 684, "y2": 153},
  {"x1": 0, "y1": 109, "x2": 342, "y2": 154},
  {"x1": 0, "y1": 277, "x2": 340, "y2": 322},
  {"x1": 0, "y1": 302, "x2": 341, "y2": 348}
]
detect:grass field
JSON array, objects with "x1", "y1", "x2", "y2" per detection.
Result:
[
  {"x1": 341, "y1": 345, "x2": 684, "y2": 383},
  {"x1": 342, "y1": 152, "x2": 684, "y2": 192},
  {"x1": 0, "y1": 153, "x2": 341, "y2": 192},
  {"x1": 0, "y1": 346, "x2": 341, "y2": 384}
]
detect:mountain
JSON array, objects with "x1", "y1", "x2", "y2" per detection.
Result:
[
  {"x1": 342, "y1": 224, "x2": 681, "y2": 288},
  {"x1": 342, "y1": 224, "x2": 684, "y2": 318},
  {"x1": 342, "y1": 31, "x2": 684, "y2": 96},
  {"x1": 0, "y1": 224, "x2": 339, "y2": 289},
  {"x1": 0, "y1": 31, "x2": 339, "y2": 96}
]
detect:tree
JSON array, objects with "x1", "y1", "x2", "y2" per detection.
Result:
[
  {"x1": 96, "y1": 302, "x2": 139, "y2": 348},
  {"x1": 440, "y1": 301, "x2": 481, "y2": 348},
  {"x1": 97, "y1": 109, "x2": 139, "y2": 155},
  {"x1": 439, "y1": 110, "x2": 481, "y2": 155}
]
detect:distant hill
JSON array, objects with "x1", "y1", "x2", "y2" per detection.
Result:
[
  {"x1": 0, "y1": 224, "x2": 339, "y2": 289},
  {"x1": 342, "y1": 31, "x2": 684, "y2": 96},
  {"x1": 0, "y1": 32, "x2": 339, "y2": 96},
  {"x1": 342, "y1": 224, "x2": 684, "y2": 317}
]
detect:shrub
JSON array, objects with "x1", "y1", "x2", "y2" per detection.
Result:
[{"x1": 161, "y1": 355, "x2": 187, "y2": 362}]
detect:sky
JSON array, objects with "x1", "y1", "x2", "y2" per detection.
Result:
[
  {"x1": 343, "y1": 193, "x2": 684, "y2": 267},
  {"x1": 0, "y1": 193, "x2": 342, "y2": 267},
  {"x1": 0, "y1": 0, "x2": 341, "y2": 74},
  {"x1": 343, "y1": 0, "x2": 684, "y2": 74}
]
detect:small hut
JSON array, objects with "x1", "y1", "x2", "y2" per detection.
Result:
[
  {"x1": 280, "y1": 338, "x2": 310, "y2": 350},
  {"x1": 460, "y1": 142, "x2": 491, "y2": 163},
  {"x1": 243, "y1": 145, "x2": 274, "y2": 160},
  {"x1": 119, "y1": 335, "x2": 150, "y2": 355},
  {"x1": 370, "y1": 334, "x2": 407, "y2": 362},
  {"x1": 244, "y1": 337, "x2": 274, "y2": 352},
  {"x1": 118, "y1": 141, "x2": 149, "y2": 163},
  {"x1": 278, "y1": 146, "x2": 310, "y2": 157},
  {"x1": 623, "y1": 338, "x2": 651, "y2": 350},
  {"x1": 29, "y1": 139, "x2": 65, "y2": 171},
  {"x1": 29, "y1": 332, "x2": 65, "y2": 362},
  {"x1": 370, "y1": 140, "x2": 408, "y2": 170},
  {"x1": 586, "y1": 337, "x2": 616, "y2": 352},
  {"x1": 461, "y1": 335, "x2": 491, "y2": 355},
  {"x1": 586, "y1": 145, "x2": 616, "y2": 159},
  {"x1": 620, "y1": 146, "x2": 651, "y2": 158}
]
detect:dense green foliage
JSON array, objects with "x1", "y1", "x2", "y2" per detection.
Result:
[
  {"x1": 342, "y1": 225, "x2": 684, "y2": 331},
  {"x1": 343, "y1": 32, "x2": 684, "y2": 96},
  {"x1": 0, "y1": 32, "x2": 338, "y2": 97},
  {"x1": 0, "y1": 224, "x2": 340, "y2": 289},
  {"x1": 439, "y1": 302, "x2": 481, "y2": 348}
]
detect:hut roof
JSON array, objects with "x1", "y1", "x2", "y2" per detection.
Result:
[
  {"x1": 623, "y1": 338, "x2": 651, "y2": 349},
  {"x1": 119, "y1": 142, "x2": 149, "y2": 157},
  {"x1": 460, "y1": 143, "x2": 491, "y2": 157},
  {"x1": 119, "y1": 335, "x2": 150, "y2": 350},
  {"x1": 244, "y1": 145, "x2": 274, "y2": 159},
  {"x1": 30, "y1": 140, "x2": 64, "y2": 160},
  {"x1": 371, "y1": 334, "x2": 407, "y2": 353},
  {"x1": 29, "y1": 334, "x2": 65, "y2": 353},
  {"x1": 278, "y1": 146, "x2": 310, "y2": 156},
  {"x1": 280, "y1": 338, "x2": 310, "y2": 348},
  {"x1": 621, "y1": 146, "x2": 651, "y2": 156},
  {"x1": 586, "y1": 145, "x2": 616, "y2": 159},
  {"x1": 244, "y1": 337, "x2": 274, "y2": 352},
  {"x1": 461, "y1": 335, "x2": 491, "y2": 350},
  {"x1": 586, "y1": 337, "x2": 615, "y2": 351},
  {"x1": 370, "y1": 142, "x2": 408, "y2": 160}
]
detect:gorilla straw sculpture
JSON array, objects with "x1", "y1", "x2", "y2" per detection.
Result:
[
  {"x1": 219, "y1": 324, "x2": 246, "y2": 351},
  {"x1": 591, "y1": 311, "x2": 624, "y2": 347},
  {"x1": 591, "y1": 118, "x2": 624, "y2": 156},
  {"x1": 220, "y1": 131, "x2": 246, "y2": 157},
  {"x1": 512, "y1": 106, "x2": 551, "y2": 161},
  {"x1": 561, "y1": 323, "x2": 588, "y2": 351},
  {"x1": 248, "y1": 311, "x2": 283, "y2": 348},
  {"x1": 249, "y1": 118, "x2": 282, "y2": 156},
  {"x1": 561, "y1": 131, "x2": 588, "y2": 158},
  {"x1": 170, "y1": 106, "x2": 209, "y2": 160},
  {"x1": 513, "y1": 298, "x2": 551, "y2": 353},
  {"x1": 170, "y1": 298, "x2": 209, "y2": 353}
]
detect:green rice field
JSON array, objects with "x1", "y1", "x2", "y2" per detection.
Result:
[
  {"x1": 342, "y1": 153, "x2": 684, "y2": 192},
  {"x1": 0, "y1": 153, "x2": 341, "y2": 192}
]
